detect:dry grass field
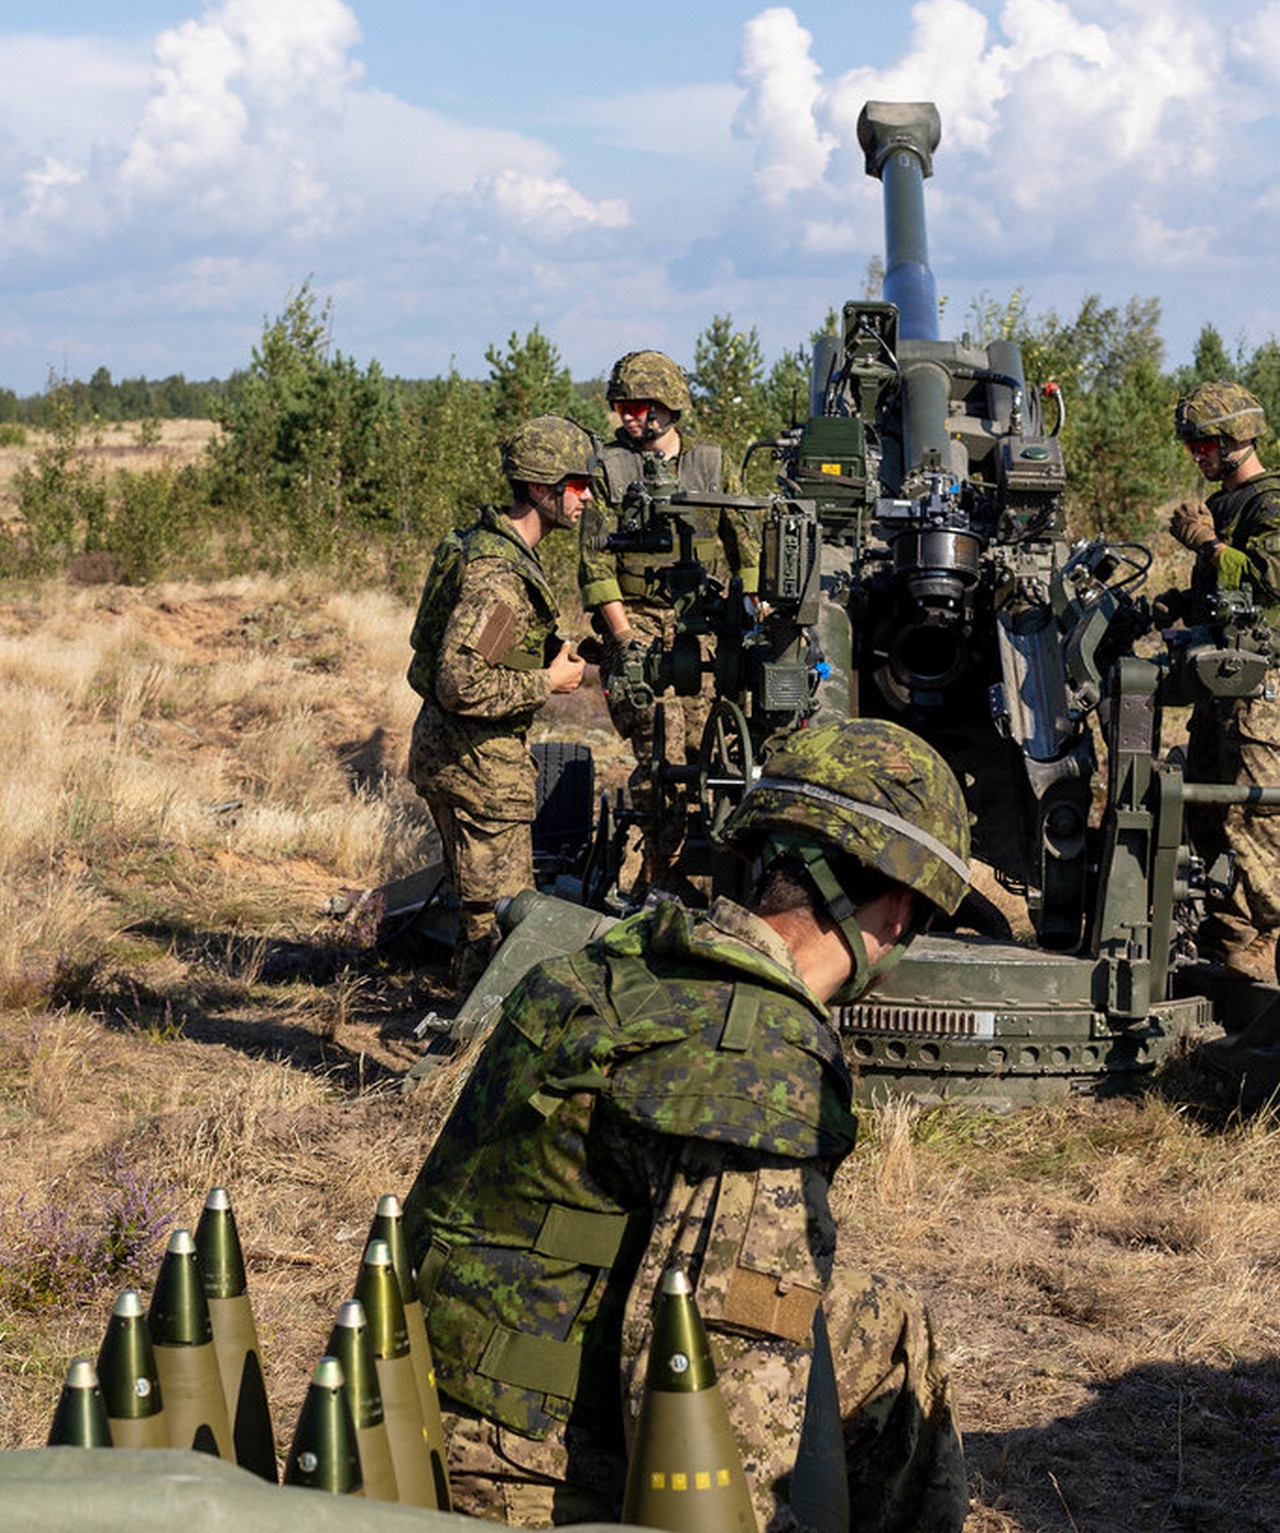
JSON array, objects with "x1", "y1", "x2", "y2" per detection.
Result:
[
  {"x1": 0, "y1": 418, "x2": 219, "y2": 522},
  {"x1": 0, "y1": 553, "x2": 1277, "y2": 1528}
]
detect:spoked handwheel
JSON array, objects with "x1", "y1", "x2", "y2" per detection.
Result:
[{"x1": 698, "y1": 699, "x2": 755, "y2": 845}]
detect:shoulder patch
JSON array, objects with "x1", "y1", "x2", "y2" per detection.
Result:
[{"x1": 474, "y1": 603, "x2": 519, "y2": 663}]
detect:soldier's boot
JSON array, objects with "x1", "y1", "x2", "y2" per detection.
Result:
[
  {"x1": 450, "y1": 929, "x2": 498, "y2": 995},
  {"x1": 1223, "y1": 930, "x2": 1280, "y2": 986}
]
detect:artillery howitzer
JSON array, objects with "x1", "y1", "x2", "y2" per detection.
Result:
[{"x1": 405, "y1": 101, "x2": 1280, "y2": 1109}]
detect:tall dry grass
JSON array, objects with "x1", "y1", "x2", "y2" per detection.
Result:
[{"x1": 0, "y1": 577, "x2": 431, "y2": 1004}]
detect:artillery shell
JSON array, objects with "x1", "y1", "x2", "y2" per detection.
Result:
[
  {"x1": 365, "y1": 1191, "x2": 450, "y2": 1508},
  {"x1": 48, "y1": 1357, "x2": 113, "y2": 1448},
  {"x1": 147, "y1": 1227, "x2": 233, "y2": 1459},
  {"x1": 96, "y1": 1287, "x2": 166, "y2": 1448},
  {"x1": 327, "y1": 1298, "x2": 399, "y2": 1503},
  {"x1": 283, "y1": 1355, "x2": 362, "y2": 1494},
  {"x1": 622, "y1": 1266, "x2": 757, "y2": 1533},
  {"x1": 354, "y1": 1238, "x2": 437, "y2": 1508},
  {"x1": 195, "y1": 1186, "x2": 277, "y2": 1481}
]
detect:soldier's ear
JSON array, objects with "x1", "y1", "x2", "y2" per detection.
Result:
[{"x1": 862, "y1": 887, "x2": 916, "y2": 947}]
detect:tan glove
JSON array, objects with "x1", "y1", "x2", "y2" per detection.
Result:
[
  {"x1": 1169, "y1": 500, "x2": 1220, "y2": 555},
  {"x1": 605, "y1": 626, "x2": 643, "y2": 666}
]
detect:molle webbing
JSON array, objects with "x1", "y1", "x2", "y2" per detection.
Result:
[
  {"x1": 478, "y1": 1325, "x2": 580, "y2": 1399},
  {"x1": 719, "y1": 982, "x2": 762, "y2": 1052},
  {"x1": 424, "y1": 1203, "x2": 631, "y2": 1403}
]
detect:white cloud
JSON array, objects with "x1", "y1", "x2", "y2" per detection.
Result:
[
  {"x1": 22, "y1": 158, "x2": 83, "y2": 219},
  {"x1": 0, "y1": 1, "x2": 633, "y2": 278},
  {"x1": 477, "y1": 170, "x2": 629, "y2": 239},
  {"x1": 328, "y1": 89, "x2": 562, "y2": 209},
  {"x1": 734, "y1": 8, "x2": 836, "y2": 202},
  {"x1": 727, "y1": 0, "x2": 1263, "y2": 278},
  {"x1": 119, "y1": 0, "x2": 363, "y2": 223}
]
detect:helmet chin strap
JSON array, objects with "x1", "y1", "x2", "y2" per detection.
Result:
[
  {"x1": 641, "y1": 406, "x2": 666, "y2": 442},
  {"x1": 532, "y1": 481, "x2": 576, "y2": 531},
  {"x1": 762, "y1": 838, "x2": 925, "y2": 1003},
  {"x1": 1220, "y1": 440, "x2": 1255, "y2": 478}
]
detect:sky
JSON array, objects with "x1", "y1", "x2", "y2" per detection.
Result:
[{"x1": 2, "y1": 0, "x2": 1279, "y2": 395}]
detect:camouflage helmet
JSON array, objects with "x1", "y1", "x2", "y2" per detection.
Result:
[
  {"x1": 501, "y1": 415, "x2": 598, "y2": 486},
  {"x1": 1174, "y1": 382, "x2": 1266, "y2": 444},
  {"x1": 721, "y1": 718, "x2": 971, "y2": 918},
  {"x1": 606, "y1": 350, "x2": 693, "y2": 416}
]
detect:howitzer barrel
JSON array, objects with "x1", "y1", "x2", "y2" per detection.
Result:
[
  {"x1": 858, "y1": 102, "x2": 950, "y2": 480},
  {"x1": 857, "y1": 102, "x2": 941, "y2": 343}
]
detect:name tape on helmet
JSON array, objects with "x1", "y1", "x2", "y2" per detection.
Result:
[{"x1": 749, "y1": 777, "x2": 971, "y2": 885}]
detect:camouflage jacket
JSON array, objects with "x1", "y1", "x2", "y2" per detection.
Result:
[
  {"x1": 1208, "y1": 466, "x2": 1280, "y2": 625},
  {"x1": 402, "y1": 897, "x2": 857, "y2": 1440},
  {"x1": 578, "y1": 435, "x2": 761, "y2": 610},
  {"x1": 405, "y1": 508, "x2": 560, "y2": 818}
]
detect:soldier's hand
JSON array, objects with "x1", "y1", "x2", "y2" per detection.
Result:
[
  {"x1": 548, "y1": 641, "x2": 586, "y2": 694},
  {"x1": 606, "y1": 626, "x2": 644, "y2": 667},
  {"x1": 575, "y1": 635, "x2": 606, "y2": 668},
  {"x1": 1170, "y1": 500, "x2": 1220, "y2": 555},
  {"x1": 1151, "y1": 587, "x2": 1189, "y2": 628}
]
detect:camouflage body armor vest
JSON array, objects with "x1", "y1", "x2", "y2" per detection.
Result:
[
  {"x1": 403, "y1": 900, "x2": 857, "y2": 1440},
  {"x1": 599, "y1": 440, "x2": 725, "y2": 601},
  {"x1": 407, "y1": 505, "x2": 560, "y2": 706}
]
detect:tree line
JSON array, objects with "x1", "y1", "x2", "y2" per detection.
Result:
[{"x1": 2, "y1": 278, "x2": 1277, "y2": 600}]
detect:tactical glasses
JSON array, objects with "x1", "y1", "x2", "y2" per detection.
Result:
[{"x1": 559, "y1": 475, "x2": 592, "y2": 493}]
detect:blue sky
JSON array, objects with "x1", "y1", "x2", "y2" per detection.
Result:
[{"x1": 1, "y1": 1, "x2": 1279, "y2": 395}]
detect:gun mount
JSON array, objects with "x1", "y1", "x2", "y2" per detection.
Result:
[{"x1": 403, "y1": 100, "x2": 1280, "y2": 1109}]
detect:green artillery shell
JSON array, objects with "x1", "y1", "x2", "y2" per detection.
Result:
[
  {"x1": 96, "y1": 1287, "x2": 166, "y2": 1448},
  {"x1": 327, "y1": 1298, "x2": 399, "y2": 1503},
  {"x1": 622, "y1": 1267, "x2": 757, "y2": 1533},
  {"x1": 354, "y1": 1238, "x2": 437, "y2": 1509},
  {"x1": 148, "y1": 1227, "x2": 234, "y2": 1460},
  {"x1": 195, "y1": 1186, "x2": 277, "y2": 1482},
  {"x1": 283, "y1": 1356, "x2": 362, "y2": 1495},
  {"x1": 48, "y1": 1358, "x2": 113, "y2": 1448},
  {"x1": 366, "y1": 1191, "x2": 450, "y2": 1509}
]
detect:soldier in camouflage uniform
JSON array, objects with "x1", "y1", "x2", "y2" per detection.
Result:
[
  {"x1": 407, "y1": 416, "x2": 594, "y2": 990},
  {"x1": 1170, "y1": 381, "x2": 1280, "y2": 983},
  {"x1": 579, "y1": 350, "x2": 762, "y2": 894},
  {"x1": 403, "y1": 718, "x2": 972, "y2": 1532}
]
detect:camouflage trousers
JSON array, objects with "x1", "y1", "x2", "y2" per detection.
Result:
[
  {"x1": 1186, "y1": 694, "x2": 1280, "y2": 982},
  {"x1": 605, "y1": 604, "x2": 715, "y2": 896},
  {"x1": 416, "y1": 786, "x2": 534, "y2": 992},
  {"x1": 437, "y1": 1268, "x2": 965, "y2": 1533}
]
